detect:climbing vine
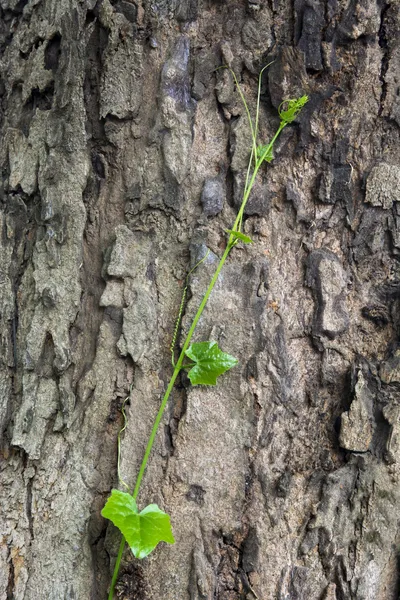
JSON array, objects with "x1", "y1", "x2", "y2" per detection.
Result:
[{"x1": 102, "y1": 66, "x2": 308, "y2": 599}]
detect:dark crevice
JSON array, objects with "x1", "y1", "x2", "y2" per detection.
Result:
[
  {"x1": 91, "y1": 151, "x2": 106, "y2": 179},
  {"x1": 11, "y1": 314, "x2": 18, "y2": 373},
  {"x1": 377, "y1": 3, "x2": 390, "y2": 117},
  {"x1": 166, "y1": 382, "x2": 186, "y2": 456},
  {"x1": 225, "y1": 163, "x2": 235, "y2": 211},
  {"x1": 6, "y1": 549, "x2": 14, "y2": 600},
  {"x1": 104, "y1": 112, "x2": 135, "y2": 124},
  {"x1": 1, "y1": 0, "x2": 29, "y2": 25},
  {"x1": 236, "y1": 524, "x2": 260, "y2": 599},
  {"x1": 215, "y1": 530, "x2": 246, "y2": 599},
  {"x1": 24, "y1": 84, "x2": 55, "y2": 112},
  {"x1": 85, "y1": 9, "x2": 97, "y2": 27},
  {"x1": 395, "y1": 541, "x2": 400, "y2": 599},
  {"x1": 163, "y1": 422, "x2": 174, "y2": 454},
  {"x1": 12, "y1": 0, "x2": 29, "y2": 14},
  {"x1": 106, "y1": 389, "x2": 126, "y2": 424},
  {"x1": 88, "y1": 508, "x2": 111, "y2": 599},
  {"x1": 372, "y1": 405, "x2": 392, "y2": 459},
  {"x1": 84, "y1": 16, "x2": 109, "y2": 141},
  {"x1": 7, "y1": 189, "x2": 38, "y2": 425},
  {"x1": 115, "y1": 562, "x2": 150, "y2": 600},
  {"x1": 25, "y1": 465, "x2": 35, "y2": 541},
  {"x1": 186, "y1": 483, "x2": 206, "y2": 506},
  {"x1": 44, "y1": 33, "x2": 62, "y2": 73}
]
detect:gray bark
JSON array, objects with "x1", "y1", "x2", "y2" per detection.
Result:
[{"x1": 0, "y1": 0, "x2": 400, "y2": 599}]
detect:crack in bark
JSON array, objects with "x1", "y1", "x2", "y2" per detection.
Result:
[
  {"x1": 378, "y1": 2, "x2": 391, "y2": 117},
  {"x1": 6, "y1": 548, "x2": 14, "y2": 600},
  {"x1": 25, "y1": 468, "x2": 34, "y2": 542}
]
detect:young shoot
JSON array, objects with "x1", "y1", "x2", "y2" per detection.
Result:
[{"x1": 102, "y1": 66, "x2": 308, "y2": 600}]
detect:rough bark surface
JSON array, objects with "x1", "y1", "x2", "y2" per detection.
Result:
[{"x1": 0, "y1": 0, "x2": 400, "y2": 599}]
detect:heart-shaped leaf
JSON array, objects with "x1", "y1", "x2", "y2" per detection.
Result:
[
  {"x1": 102, "y1": 489, "x2": 175, "y2": 559},
  {"x1": 184, "y1": 341, "x2": 238, "y2": 386}
]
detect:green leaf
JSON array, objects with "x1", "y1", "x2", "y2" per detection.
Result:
[
  {"x1": 101, "y1": 489, "x2": 175, "y2": 559},
  {"x1": 256, "y1": 144, "x2": 274, "y2": 163},
  {"x1": 226, "y1": 230, "x2": 253, "y2": 244},
  {"x1": 278, "y1": 95, "x2": 309, "y2": 124},
  {"x1": 184, "y1": 341, "x2": 238, "y2": 386}
]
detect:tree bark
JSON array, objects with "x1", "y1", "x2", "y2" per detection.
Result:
[{"x1": 1, "y1": 0, "x2": 400, "y2": 598}]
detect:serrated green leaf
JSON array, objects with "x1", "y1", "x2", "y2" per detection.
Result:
[
  {"x1": 226, "y1": 230, "x2": 253, "y2": 244},
  {"x1": 101, "y1": 489, "x2": 175, "y2": 559},
  {"x1": 256, "y1": 144, "x2": 274, "y2": 163},
  {"x1": 184, "y1": 341, "x2": 238, "y2": 386},
  {"x1": 278, "y1": 95, "x2": 309, "y2": 124}
]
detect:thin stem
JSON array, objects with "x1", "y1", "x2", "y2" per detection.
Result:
[
  {"x1": 107, "y1": 70, "x2": 290, "y2": 599},
  {"x1": 227, "y1": 69, "x2": 258, "y2": 167},
  {"x1": 232, "y1": 122, "x2": 286, "y2": 234},
  {"x1": 244, "y1": 146, "x2": 254, "y2": 202},
  {"x1": 117, "y1": 394, "x2": 131, "y2": 493},
  {"x1": 132, "y1": 363, "x2": 183, "y2": 499},
  {"x1": 107, "y1": 364, "x2": 182, "y2": 600},
  {"x1": 254, "y1": 62, "x2": 273, "y2": 143},
  {"x1": 259, "y1": 122, "x2": 286, "y2": 164},
  {"x1": 108, "y1": 538, "x2": 125, "y2": 600}
]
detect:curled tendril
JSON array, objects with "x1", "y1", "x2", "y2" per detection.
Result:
[{"x1": 278, "y1": 95, "x2": 309, "y2": 124}]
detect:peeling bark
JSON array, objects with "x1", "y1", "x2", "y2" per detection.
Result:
[{"x1": 1, "y1": 0, "x2": 400, "y2": 599}]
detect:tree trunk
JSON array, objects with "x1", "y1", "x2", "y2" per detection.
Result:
[{"x1": 1, "y1": 0, "x2": 399, "y2": 598}]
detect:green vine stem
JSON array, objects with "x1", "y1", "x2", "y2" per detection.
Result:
[
  {"x1": 107, "y1": 69, "x2": 308, "y2": 599},
  {"x1": 108, "y1": 241, "x2": 233, "y2": 600}
]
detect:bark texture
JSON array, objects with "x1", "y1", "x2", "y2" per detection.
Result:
[{"x1": 0, "y1": 0, "x2": 400, "y2": 599}]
